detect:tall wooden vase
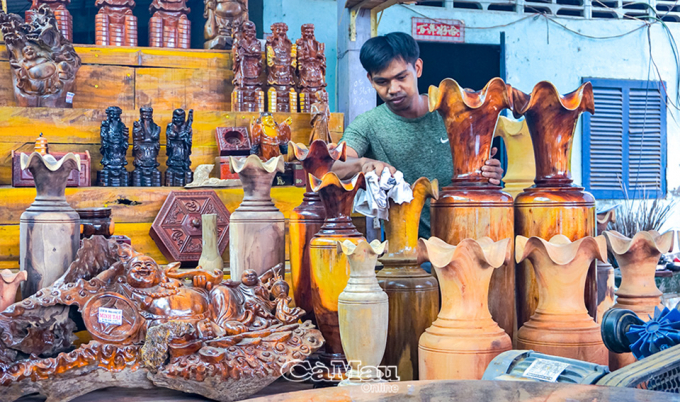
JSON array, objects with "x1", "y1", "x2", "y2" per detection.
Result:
[
  {"x1": 376, "y1": 177, "x2": 439, "y2": 381},
  {"x1": 495, "y1": 116, "x2": 535, "y2": 199},
  {"x1": 228, "y1": 155, "x2": 285, "y2": 279},
  {"x1": 198, "y1": 214, "x2": 223, "y2": 271},
  {"x1": 20, "y1": 152, "x2": 81, "y2": 298},
  {"x1": 596, "y1": 208, "x2": 617, "y2": 323},
  {"x1": 429, "y1": 77, "x2": 515, "y2": 340},
  {"x1": 604, "y1": 230, "x2": 674, "y2": 369},
  {"x1": 515, "y1": 235, "x2": 608, "y2": 365},
  {"x1": 337, "y1": 239, "x2": 388, "y2": 385},
  {"x1": 309, "y1": 171, "x2": 366, "y2": 376},
  {"x1": 289, "y1": 140, "x2": 347, "y2": 324},
  {"x1": 417, "y1": 236, "x2": 512, "y2": 380},
  {"x1": 512, "y1": 81, "x2": 597, "y2": 328}
]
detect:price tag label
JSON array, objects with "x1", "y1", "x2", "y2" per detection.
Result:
[
  {"x1": 65, "y1": 92, "x2": 75, "y2": 104},
  {"x1": 522, "y1": 358, "x2": 570, "y2": 382},
  {"x1": 98, "y1": 307, "x2": 123, "y2": 325}
]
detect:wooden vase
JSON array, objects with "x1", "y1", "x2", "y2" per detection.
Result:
[
  {"x1": 377, "y1": 177, "x2": 439, "y2": 381},
  {"x1": 604, "y1": 230, "x2": 674, "y2": 369},
  {"x1": 428, "y1": 77, "x2": 515, "y2": 340},
  {"x1": 289, "y1": 140, "x2": 347, "y2": 324},
  {"x1": 417, "y1": 236, "x2": 512, "y2": 380},
  {"x1": 512, "y1": 81, "x2": 597, "y2": 328},
  {"x1": 0, "y1": 270, "x2": 27, "y2": 311},
  {"x1": 197, "y1": 214, "x2": 223, "y2": 271},
  {"x1": 309, "y1": 171, "x2": 366, "y2": 376},
  {"x1": 515, "y1": 234, "x2": 608, "y2": 365},
  {"x1": 337, "y1": 239, "x2": 388, "y2": 385},
  {"x1": 228, "y1": 155, "x2": 285, "y2": 279},
  {"x1": 596, "y1": 208, "x2": 617, "y2": 323},
  {"x1": 495, "y1": 116, "x2": 535, "y2": 199},
  {"x1": 20, "y1": 152, "x2": 81, "y2": 298}
]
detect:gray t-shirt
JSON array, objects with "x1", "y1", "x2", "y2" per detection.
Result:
[{"x1": 340, "y1": 103, "x2": 453, "y2": 239}]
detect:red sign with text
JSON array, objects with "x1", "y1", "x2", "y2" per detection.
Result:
[{"x1": 412, "y1": 17, "x2": 465, "y2": 43}]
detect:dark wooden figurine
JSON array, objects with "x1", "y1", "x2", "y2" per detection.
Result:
[
  {"x1": 98, "y1": 106, "x2": 130, "y2": 187},
  {"x1": 95, "y1": 0, "x2": 137, "y2": 46},
  {"x1": 0, "y1": 6, "x2": 81, "y2": 107},
  {"x1": 266, "y1": 22, "x2": 297, "y2": 113},
  {"x1": 148, "y1": 0, "x2": 190, "y2": 48},
  {"x1": 131, "y1": 107, "x2": 162, "y2": 187},
  {"x1": 249, "y1": 112, "x2": 291, "y2": 161},
  {"x1": 203, "y1": 0, "x2": 247, "y2": 49},
  {"x1": 296, "y1": 23, "x2": 327, "y2": 113},
  {"x1": 231, "y1": 20, "x2": 264, "y2": 112},
  {"x1": 25, "y1": 0, "x2": 72, "y2": 41},
  {"x1": 165, "y1": 108, "x2": 194, "y2": 187}
]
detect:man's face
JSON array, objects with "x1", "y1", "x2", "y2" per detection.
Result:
[{"x1": 368, "y1": 57, "x2": 423, "y2": 113}]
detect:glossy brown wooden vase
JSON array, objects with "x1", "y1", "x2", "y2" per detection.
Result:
[
  {"x1": 429, "y1": 77, "x2": 515, "y2": 340},
  {"x1": 377, "y1": 177, "x2": 439, "y2": 381},
  {"x1": 512, "y1": 81, "x2": 597, "y2": 329},
  {"x1": 417, "y1": 236, "x2": 512, "y2": 380},
  {"x1": 309, "y1": 171, "x2": 366, "y2": 377},
  {"x1": 515, "y1": 235, "x2": 608, "y2": 365},
  {"x1": 604, "y1": 230, "x2": 674, "y2": 369},
  {"x1": 289, "y1": 140, "x2": 347, "y2": 324}
]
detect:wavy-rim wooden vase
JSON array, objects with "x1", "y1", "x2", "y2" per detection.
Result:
[
  {"x1": 0, "y1": 270, "x2": 27, "y2": 312},
  {"x1": 604, "y1": 229, "x2": 674, "y2": 369},
  {"x1": 515, "y1": 234, "x2": 608, "y2": 365},
  {"x1": 428, "y1": 77, "x2": 515, "y2": 340},
  {"x1": 289, "y1": 140, "x2": 347, "y2": 324},
  {"x1": 512, "y1": 81, "x2": 597, "y2": 328},
  {"x1": 337, "y1": 239, "x2": 388, "y2": 385},
  {"x1": 228, "y1": 155, "x2": 285, "y2": 279},
  {"x1": 495, "y1": 116, "x2": 535, "y2": 199},
  {"x1": 309, "y1": 171, "x2": 366, "y2": 376},
  {"x1": 417, "y1": 236, "x2": 512, "y2": 380},
  {"x1": 596, "y1": 209, "x2": 617, "y2": 324},
  {"x1": 377, "y1": 177, "x2": 439, "y2": 381}
]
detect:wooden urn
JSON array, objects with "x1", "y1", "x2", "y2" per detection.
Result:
[
  {"x1": 515, "y1": 235, "x2": 608, "y2": 365},
  {"x1": 417, "y1": 236, "x2": 512, "y2": 380},
  {"x1": 377, "y1": 177, "x2": 439, "y2": 381},
  {"x1": 228, "y1": 155, "x2": 286, "y2": 279},
  {"x1": 289, "y1": 140, "x2": 347, "y2": 324},
  {"x1": 309, "y1": 171, "x2": 366, "y2": 377},
  {"x1": 337, "y1": 240, "x2": 389, "y2": 385},
  {"x1": 604, "y1": 230, "x2": 674, "y2": 369},
  {"x1": 512, "y1": 81, "x2": 597, "y2": 328},
  {"x1": 428, "y1": 77, "x2": 515, "y2": 340}
]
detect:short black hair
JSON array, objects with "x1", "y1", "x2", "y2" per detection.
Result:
[{"x1": 359, "y1": 32, "x2": 420, "y2": 76}]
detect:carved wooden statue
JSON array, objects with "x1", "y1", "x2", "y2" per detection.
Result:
[
  {"x1": 296, "y1": 23, "x2": 327, "y2": 113},
  {"x1": 165, "y1": 108, "x2": 194, "y2": 187},
  {"x1": 25, "y1": 0, "x2": 72, "y2": 41},
  {"x1": 309, "y1": 91, "x2": 332, "y2": 144},
  {"x1": 232, "y1": 20, "x2": 264, "y2": 112},
  {"x1": 0, "y1": 236, "x2": 324, "y2": 401},
  {"x1": 131, "y1": 107, "x2": 162, "y2": 186},
  {"x1": 0, "y1": 6, "x2": 81, "y2": 107},
  {"x1": 148, "y1": 0, "x2": 190, "y2": 48},
  {"x1": 98, "y1": 106, "x2": 130, "y2": 186},
  {"x1": 249, "y1": 112, "x2": 292, "y2": 161},
  {"x1": 203, "y1": 0, "x2": 247, "y2": 49},
  {"x1": 95, "y1": 0, "x2": 137, "y2": 46},
  {"x1": 266, "y1": 22, "x2": 297, "y2": 113}
]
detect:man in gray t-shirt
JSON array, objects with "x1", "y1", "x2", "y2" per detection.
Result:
[{"x1": 333, "y1": 32, "x2": 503, "y2": 238}]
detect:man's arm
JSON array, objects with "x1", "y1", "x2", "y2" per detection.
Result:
[{"x1": 331, "y1": 147, "x2": 396, "y2": 180}]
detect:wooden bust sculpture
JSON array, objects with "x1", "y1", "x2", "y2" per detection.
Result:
[
  {"x1": 296, "y1": 23, "x2": 327, "y2": 113},
  {"x1": 249, "y1": 112, "x2": 292, "y2": 161},
  {"x1": 98, "y1": 106, "x2": 130, "y2": 186},
  {"x1": 266, "y1": 22, "x2": 297, "y2": 113},
  {"x1": 232, "y1": 20, "x2": 264, "y2": 112},
  {"x1": 203, "y1": 0, "x2": 247, "y2": 49},
  {"x1": 95, "y1": 0, "x2": 137, "y2": 46},
  {"x1": 25, "y1": 0, "x2": 72, "y2": 41},
  {"x1": 131, "y1": 107, "x2": 162, "y2": 186},
  {"x1": 165, "y1": 108, "x2": 194, "y2": 186},
  {"x1": 148, "y1": 0, "x2": 190, "y2": 48},
  {"x1": 0, "y1": 6, "x2": 81, "y2": 108}
]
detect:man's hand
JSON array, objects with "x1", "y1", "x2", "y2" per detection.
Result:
[
  {"x1": 482, "y1": 147, "x2": 504, "y2": 185},
  {"x1": 361, "y1": 158, "x2": 397, "y2": 177}
]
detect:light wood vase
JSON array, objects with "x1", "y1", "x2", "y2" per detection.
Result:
[
  {"x1": 289, "y1": 140, "x2": 347, "y2": 324},
  {"x1": 515, "y1": 234, "x2": 608, "y2": 365},
  {"x1": 198, "y1": 214, "x2": 223, "y2": 271},
  {"x1": 512, "y1": 81, "x2": 597, "y2": 328},
  {"x1": 377, "y1": 177, "x2": 439, "y2": 381},
  {"x1": 228, "y1": 155, "x2": 285, "y2": 279},
  {"x1": 495, "y1": 116, "x2": 535, "y2": 199},
  {"x1": 596, "y1": 209, "x2": 617, "y2": 324},
  {"x1": 0, "y1": 270, "x2": 27, "y2": 311},
  {"x1": 429, "y1": 77, "x2": 515, "y2": 340},
  {"x1": 417, "y1": 236, "x2": 512, "y2": 380},
  {"x1": 604, "y1": 230, "x2": 674, "y2": 369},
  {"x1": 20, "y1": 152, "x2": 81, "y2": 298},
  {"x1": 337, "y1": 239, "x2": 389, "y2": 385},
  {"x1": 309, "y1": 171, "x2": 366, "y2": 375}
]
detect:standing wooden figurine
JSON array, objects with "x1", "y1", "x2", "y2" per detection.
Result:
[
  {"x1": 148, "y1": 0, "x2": 190, "y2": 48},
  {"x1": 203, "y1": 0, "x2": 247, "y2": 50},
  {"x1": 25, "y1": 0, "x2": 72, "y2": 41},
  {"x1": 165, "y1": 108, "x2": 194, "y2": 186},
  {"x1": 296, "y1": 24, "x2": 327, "y2": 113},
  {"x1": 309, "y1": 91, "x2": 332, "y2": 143},
  {"x1": 131, "y1": 107, "x2": 162, "y2": 187},
  {"x1": 98, "y1": 106, "x2": 130, "y2": 186},
  {"x1": 232, "y1": 21, "x2": 264, "y2": 112},
  {"x1": 266, "y1": 22, "x2": 297, "y2": 113},
  {"x1": 250, "y1": 112, "x2": 292, "y2": 161},
  {"x1": 95, "y1": 0, "x2": 137, "y2": 46}
]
